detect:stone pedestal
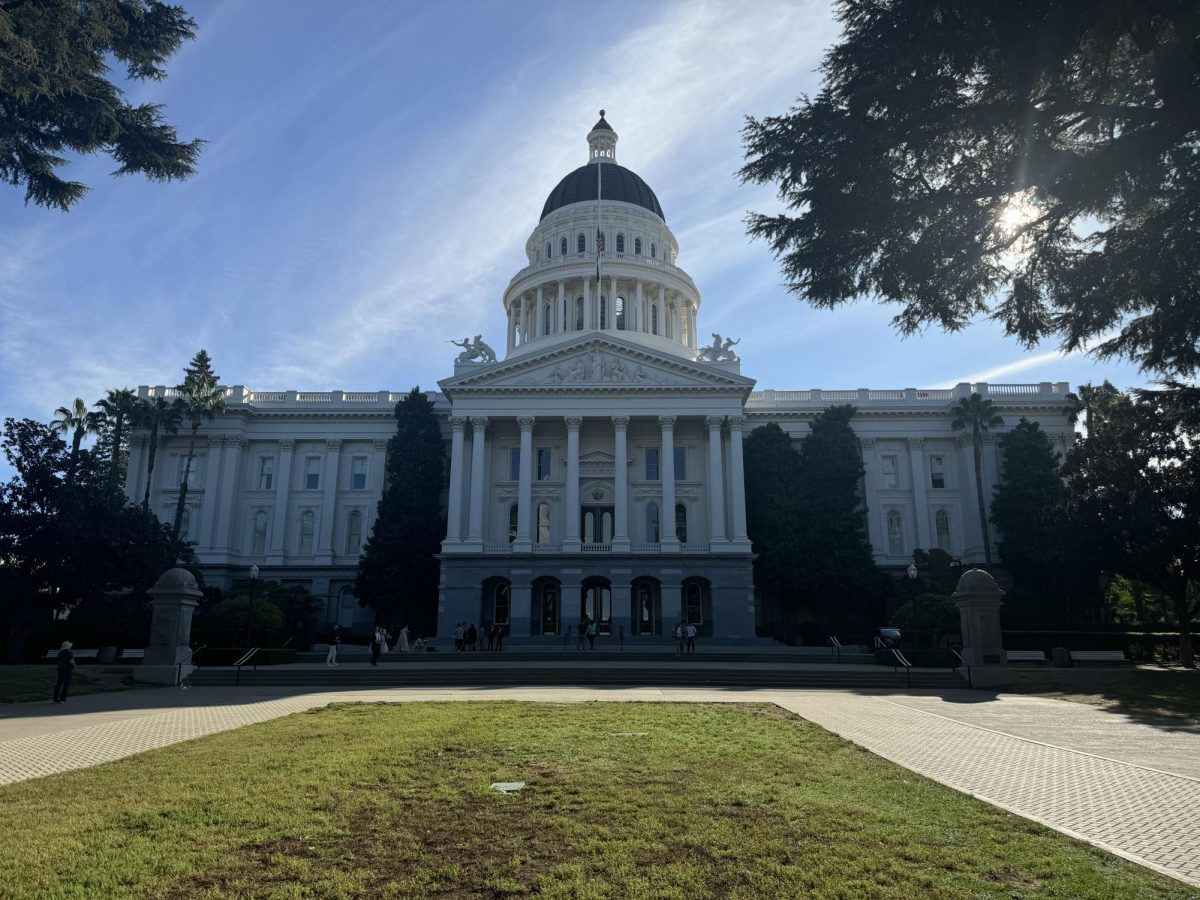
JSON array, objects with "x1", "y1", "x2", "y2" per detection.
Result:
[
  {"x1": 141, "y1": 568, "x2": 203, "y2": 684},
  {"x1": 953, "y1": 569, "x2": 1014, "y2": 687}
]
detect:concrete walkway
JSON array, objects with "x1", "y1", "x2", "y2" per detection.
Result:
[{"x1": 1, "y1": 685, "x2": 1197, "y2": 887}]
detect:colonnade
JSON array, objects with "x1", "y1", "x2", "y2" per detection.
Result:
[
  {"x1": 505, "y1": 275, "x2": 698, "y2": 352},
  {"x1": 444, "y1": 414, "x2": 749, "y2": 552}
]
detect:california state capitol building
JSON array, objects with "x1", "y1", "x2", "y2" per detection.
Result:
[{"x1": 126, "y1": 114, "x2": 1074, "y2": 642}]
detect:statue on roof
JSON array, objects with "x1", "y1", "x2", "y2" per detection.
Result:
[
  {"x1": 449, "y1": 335, "x2": 497, "y2": 364},
  {"x1": 698, "y1": 333, "x2": 740, "y2": 363}
]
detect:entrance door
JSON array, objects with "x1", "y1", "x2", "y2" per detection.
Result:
[
  {"x1": 540, "y1": 586, "x2": 559, "y2": 635},
  {"x1": 581, "y1": 583, "x2": 612, "y2": 634},
  {"x1": 581, "y1": 505, "x2": 614, "y2": 544},
  {"x1": 636, "y1": 583, "x2": 656, "y2": 635}
]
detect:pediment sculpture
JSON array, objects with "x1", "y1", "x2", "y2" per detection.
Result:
[
  {"x1": 697, "y1": 333, "x2": 740, "y2": 363},
  {"x1": 450, "y1": 335, "x2": 498, "y2": 364}
]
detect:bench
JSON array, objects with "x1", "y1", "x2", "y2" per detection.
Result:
[
  {"x1": 118, "y1": 649, "x2": 145, "y2": 660},
  {"x1": 44, "y1": 648, "x2": 98, "y2": 660},
  {"x1": 1069, "y1": 649, "x2": 1131, "y2": 665},
  {"x1": 1007, "y1": 650, "x2": 1048, "y2": 664}
]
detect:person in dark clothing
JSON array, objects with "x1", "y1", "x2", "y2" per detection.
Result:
[
  {"x1": 465, "y1": 623, "x2": 477, "y2": 651},
  {"x1": 495, "y1": 624, "x2": 505, "y2": 652},
  {"x1": 577, "y1": 619, "x2": 588, "y2": 650},
  {"x1": 370, "y1": 626, "x2": 383, "y2": 666},
  {"x1": 487, "y1": 625, "x2": 496, "y2": 651},
  {"x1": 53, "y1": 641, "x2": 75, "y2": 703}
]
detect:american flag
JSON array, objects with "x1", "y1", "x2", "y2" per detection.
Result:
[{"x1": 596, "y1": 229, "x2": 604, "y2": 252}]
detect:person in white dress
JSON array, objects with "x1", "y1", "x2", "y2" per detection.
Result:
[{"x1": 398, "y1": 625, "x2": 410, "y2": 653}]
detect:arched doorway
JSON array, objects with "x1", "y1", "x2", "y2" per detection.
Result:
[
  {"x1": 580, "y1": 576, "x2": 612, "y2": 634},
  {"x1": 631, "y1": 577, "x2": 661, "y2": 636},
  {"x1": 481, "y1": 577, "x2": 511, "y2": 632},
  {"x1": 681, "y1": 577, "x2": 714, "y2": 637},
  {"x1": 534, "y1": 577, "x2": 561, "y2": 636}
]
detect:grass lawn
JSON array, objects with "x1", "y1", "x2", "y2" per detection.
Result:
[
  {"x1": 0, "y1": 702, "x2": 1190, "y2": 899},
  {"x1": 0, "y1": 665, "x2": 161, "y2": 705},
  {"x1": 1009, "y1": 667, "x2": 1200, "y2": 725}
]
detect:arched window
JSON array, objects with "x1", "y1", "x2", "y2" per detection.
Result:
[
  {"x1": 584, "y1": 511, "x2": 595, "y2": 543},
  {"x1": 886, "y1": 509, "x2": 904, "y2": 556},
  {"x1": 635, "y1": 237, "x2": 642, "y2": 255},
  {"x1": 647, "y1": 502, "x2": 660, "y2": 543},
  {"x1": 935, "y1": 509, "x2": 951, "y2": 552},
  {"x1": 615, "y1": 296, "x2": 625, "y2": 330},
  {"x1": 298, "y1": 510, "x2": 315, "y2": 556},
  {"x1": 684, "y1": 581, "x2": 706, "y2": 625},
  {"x1": 560, "y1": 236, "x2": 568, "y2": 257},
  {"x1": 577, "y1": 233, "x2": 586, "y2": 253},
  {"x1": 651, "y1": 305, "x2": 659, "y2": 335},
  {"x1": 601, "y1": 511, "x2": 613, "y2": 543},
  {"x1": 508, "y1": 504, "x2": 518, "y2": 543},
  {"x1": 251, "y1": 510, "x2": 268, "y2": 555},
  {"x1": 338, "y1": 585, "x2": 357, "y2": 628},
  {"x1": 675, "y1": 503, "x2": 687, "y2": 544},
  {"x1": 537, "y1": 502, "x2": 551, "y2": 544},
  {"x1": 546, "y1": 241, "x2": 552, "y2": 258},
  {"x1": 650, "y1": 242, "x2": 656, "y2": 258},
  {"x1": 543, "y1": 304, "x2": 551, "y2": 335},
  {"x1": 616, "y1": 233, "x2": 625, "y2": 253},
  {"x1": 492, "y1": 582, "x2": 511, "y2": 626},
  {"x1": 346, "y1": 509, "x2": 363, "y2": 555}
]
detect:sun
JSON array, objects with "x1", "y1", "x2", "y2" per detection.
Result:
[{"x1": 995, "y1": 191, "x2": 1039, "y2": 269}]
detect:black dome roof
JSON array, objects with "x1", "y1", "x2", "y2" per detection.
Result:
[{"x1": 540, "y1": 163, "x2": 665, "y2": 222}]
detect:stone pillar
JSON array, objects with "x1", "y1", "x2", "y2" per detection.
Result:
[
  {"x1": 563, "y1": 416, "x2": 582, "y2": 550},
  {"x1": 506, "y1": 302, "x2": 516, "y2": 352},
  {"x1": 316, "y1": 438, "x2": 342, "y2": 563},
  {"x1": 635, "y1": 279, "x2": 643, "y2": 333},
  {"x1": 198, "y1": 436, "x2": 222, "y2": 551},
  {"x1": 908, "y1": 438, "x2": 931, "y2": 550},
  {"x1": 610, "y1": 579, "x2": 632, "y2": 642},
  {"x1": 660, "y1": 416, "x2": 678, "y2": 551},
  {"x1": 127, "y1": 436, "x2": 147, "y2": 505},
  {"x1": 612, "y1": 416, "x2": 630, "y2": 550},
  {"x1": 658, "y1": 284, "x2": 666, "y2": 337},
  {"x1": 466, "y1": 417, "x2": 488, "y2": 546},
  {"x1": 953, "y1": 569, "x2": 1013, "y2": 687},
  {"x1": 266, "y1": 439, "x2": 294, "y2": 564},
  {"x1": 514, "y1": 416, "x2": 535, "y2": 551},
  {"x1": 535, "y1": 285, "x2": 545, "y2": 339},
  {"x1": 214, "y1": 436, "x2": 245, "y2": 554},
  {"x1": 958, "y1": 436, "x2": 983, "y2": 560},
  {"x1": 705, "y1": 416, "x2": 728, "y2": 544},
  {"x1": 609, "y1": 273, "x2": 618, "y2": 331},
  {"x1": 510, "y1": 581, "x2": 534, "y2": 639},
  {"x1": 445, "y1": 417, "x2": 467, "y2": 545},
  {"x1": 728, "y1": 417, "x2": 749, "y2": 546},
  {"x1": 369, "y1": 438, "x2": 388, "y2": 535},
  {"x1": 141, "y1": 568, "x2": 203, "y2": 684},
  {"x1": 556, "y1": 280, "x2": 565, "y2": 334},
  {"x1": 583, "y1": 277, "x2": 591, "y2": 332}
]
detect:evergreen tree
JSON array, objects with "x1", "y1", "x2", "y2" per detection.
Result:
[
  {"x1": 991, "y1": 419, "x2": 1066, "y2": 595},
  {"x1": 0, "y1": 0, "x2": 203, "y2": 210},
  {"x1": 355, "y1": 388, "x2": 446, "y2": 634},
  {"x1": 743, "y1": 422, "x2": 805, "y2": 621},
  {"x1": 173, "y1": 350, "x2": 225, "y2": 542}
]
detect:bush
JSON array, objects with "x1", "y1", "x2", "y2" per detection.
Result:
[
  {"x1": 874, "y1": 648, "x2": 959, "y2": 668},
  {"x1": 195, "y1": 647, "x2": 297, "y2": 666},
  {"x1": 194, "y1": 598, "x2": 284, "y2": 647},
  {"x1": 1003, "y1": 630, "x2": 1199, "y2": 663}
]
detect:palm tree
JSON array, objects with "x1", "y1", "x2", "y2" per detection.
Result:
[
  {"x1": 51, "y1": 397, "x2": 105, "y2": 485},
  {"x1": 94, "y1": 388, "x2": 139, "y2": 500},
  {"x1": 951, "y1": 393, "x2": 1003, "y2": 566},
  {"x1": 172, "y1": 350, "x2": 226, "y2": 541},
  {"x1": 136, "y1": 395, "x2": 185, "y2": 511},
  {"x1": 1063, "y1": 381, "x2": 1120, "y2": 436}
]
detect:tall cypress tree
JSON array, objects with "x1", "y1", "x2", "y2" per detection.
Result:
[{"x1": 355, "y1": 389, "x2": 446, "y2": 635}]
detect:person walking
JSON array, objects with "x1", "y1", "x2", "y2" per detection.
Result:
[
  {"x1": 326, "y1": 629, "x2": 341, "y2": 666},
  {"x1": 52, "y1": 641, "x2": 75, "y2": 703},
  {"x1": 487, "y1": 624, "x2": 496, "y2": 652},
  {"x1": 466, "y1": 623, "x2": 478, "y2": 651},
  {"x1": 397, "y1": 625, "x2": 410, "y2": 653},
  {"x1": 674, "y1": 622, "x2": 685, "y2": 657},
  {"x1": 577, "y1": 618, "x2": 588, "y2": 651},
  {"x1": 454, "y1": 623, "x2": 465, "y2": 651},
  {"x1": 495, "y1": 624, "x2": 505, "y2": 652},
  {"x1": 586, "y1": 619, "x2": 597, "y2": 650},
  {"x1": 686, "y1": 622, "x2": 697, "y2": 654},
  {"x1": 370, "y1": 626, "x2": 383, "y2": 666}
]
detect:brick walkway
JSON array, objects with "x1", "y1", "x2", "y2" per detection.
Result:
[{"x1": 1, "y1": 685, "x2": 1197, "y2": 887}]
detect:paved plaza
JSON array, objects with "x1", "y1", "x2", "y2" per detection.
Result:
[{"x1": 1, "y1": 684, "x2": 1197, "y2": 888}]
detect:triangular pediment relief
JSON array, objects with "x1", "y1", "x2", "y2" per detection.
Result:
[{"x1": 439, "y1": 335, "x2": 755, "y2": 395}]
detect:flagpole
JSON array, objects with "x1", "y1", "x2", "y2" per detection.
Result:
[{"x1": 596, "y1": 112, "x2": 603, "y2": 331}]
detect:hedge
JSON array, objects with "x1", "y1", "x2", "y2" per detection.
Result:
[
  {"x1": 194, "y1": 647, "x2": 298, "y2": 666},
  {"x1": 874, "y1": 648, "x2": 959, "y2": 668},
  {"x1": 1003, "y1": 630, "x2": 1199, "y2": 663}
]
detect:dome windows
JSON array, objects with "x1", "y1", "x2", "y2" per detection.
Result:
[
  {"x1": 650, "y1": 242, "x2": 657, "y2": 258},
  {"x1": 546, "y1": 241, "x2": 552, "y2": 259},
  {"x1": 616, "y1": 233, "x2": 625, "y2": 254},
  {"x1": 577, "y1": 233, "x2": 586, "y2": 253},
  {"x1": 635, "y1": 237, "x2": 642, "y2": 255},
  {"x1": 560, "y1": 236, "x2": 568, "y2": 256}
]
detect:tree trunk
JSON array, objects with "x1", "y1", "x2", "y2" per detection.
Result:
[
  {"x1": 172, "y1": 424, "x2": 199, "y2": 543},
  {"x1": 67, "y1": 429, "x2": 83, "y2": 485},
  {"x1": 973, "y1": 426, "x2": 992, "y2": 565},
  {"x1": 1176, "y1": 591, "x2": 1195, "y2": 668},
  {"x1": 107, "y1": 414, "x2": 124, "y2": 501},
  {"x1": 142, "y1": 423, "x2": 159, "y2": 510}
]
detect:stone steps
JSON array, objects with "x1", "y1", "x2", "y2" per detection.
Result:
[{"x1": 295, "y1": 650, "x2": 878, "y2": 665}]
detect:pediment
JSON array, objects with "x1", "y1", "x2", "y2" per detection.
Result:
[{"x1": 439, "y1": 335, "x2": 755, "y2": 396}]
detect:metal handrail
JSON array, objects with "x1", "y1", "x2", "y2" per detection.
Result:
[
  {"x1": 889, "y1": 648, "x2": 912, "y2": 688},
  {"x1": 950, "y1": 647, "x2": 973, "y2": 688},
  {"x1": 828, "y1": 636, "x2": 842, "y2": 662},
  {"x1": 234, "y1": 647, "x2": 260, "y2": 686},
  {"x1": 177, "y1": 644, "x2": 205, "y2": 687}
]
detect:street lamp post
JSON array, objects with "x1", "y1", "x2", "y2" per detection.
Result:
[
  {"x1": 906, "y1": 563, "x2": 919, "y2": 652},
  {"x1": 243, "y1": 564, "x2": 259, "y2": 649}
]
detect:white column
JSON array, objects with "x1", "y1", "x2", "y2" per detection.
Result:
[
  {"x1": 514, "y1": 416, "x2": 534, "y2": 550},
  {"x1": 214, "y1": 435, "x2": 245, "y2": 554},
  {"x1": 660, "y1": 416, "x2": 678, "y2": 551},
  {"x1": 958, "y1": 435, "x2": 983, "y2": 560},
  {"x1": 445, "y1": 417, "x2": 466, "y2": 544},
  {"x1": 612, "y1": 416, "x2": 630, "y2": 550},
  {"x1": 981, "y1": 433, "x2": 1000, "y2": 557},
  {"x1": 658, "y1": 284, "x2": 666, "y2": 337},
  {"x1": 728, "y1": 416, "x2": 749, "y2": 545},
  {"x1": 635, "y1": 280, "x2": 643, "y2": 333},
  {"x1": 316, "y1": 438, "x2": 342, "y2": 561},
  {"x1": 126, "y1": 436, "x2": 147, "y2": 505},
  {"x1": 582, "y1": 277, "x2": 591, "y2": 332},
  {"x1": 519, "y1": 295, "x2": 529, "y2": 344},
  {"x1": 506, "y1": 301, "x2": 515, "y2": 352},
  {"x1": 198, "y1": 436, "x2": 221, "y2": 550},
  {"x1": 534, "y1": 286, "x2": 545, "y2": 339},
  {"x1": 556, "y1": 280, "x2": 565, "y2": 334},
  {"x1": 859, "y1": 437, "x2": 884, "y2": 557},
  {"x1": 466, "y1": 417, "x2": 488, "y2": 545},
  {"x1": 609, "y1": 273, "x2": 617, "y2": 331},
  {"x1": 267, "y1": 439, "x2": 294, "y2": 562},
  {"x1": 908, "y1": 438, "x2": 931, "y2": 550},
  {"x1": 563, "y1": 416, "x2": 582, "y2": 550},
  {"x1": 705, "y1": 416, "x2": 728, "y2": 544}
]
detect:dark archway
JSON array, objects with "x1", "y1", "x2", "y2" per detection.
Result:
[
  {"x1": 580, "y1": 576, "x2": 613, "y2": 634},
  {"x1": 681, "y1": 576, "x2": 714, "y2": 638},
  {"x1": 631, "y1": 576, "x2": 661, "y2": 636},
  {"x1": 532, "y1": 576, "x2": 561, "y2": 637},
  {"x1": 480, "y1": 577, "x2": 511, "y2": 634}
]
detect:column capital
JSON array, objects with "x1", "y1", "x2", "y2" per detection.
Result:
[
  {"x1": 373, "y1": 439, "x2": 389, "y2": 452},
  {"x1": 658, "y1": 415, "x2": 677, "y2": 429},
  {"x1": 610, "y1": 415, "x2": 629, "y2": 429},
  {"x1": 860, "y1": 437, "x2": 876, "y2": 450},
  {"x1": 517, "y1": 416, "x2": 536, "y2": 432},
  {"x1": 449, "y1": 416, "x2": 468, "y2": 432},
  {"x1": 907, "y1": 437, "x2": 924, "y2": 450},
  {"x1": 704, "y1": 415, "x2": 724, "y2": 430},
  {"x1": 326, "y1": 438, "x2": 343, "y2": 452},
  {"x1": 727, "y1": 415, "x2": 745, "y2": 431},
  {"x1": 279, "y1": 439, "x2": 295, "y2": 452},
  {"x1": 470, "y1": 416, "x2": 489, "y2": 431},
  {"x1": 564, "y1": 416, "x2": 583, "y2": 430}
]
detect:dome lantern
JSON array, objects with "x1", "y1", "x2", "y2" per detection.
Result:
[{"x1": 587, "y1": 109, "x2": 617, "y2": 164}]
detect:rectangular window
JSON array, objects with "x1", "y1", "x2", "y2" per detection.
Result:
[
  {"x1": 536, "y1": 447, "x2": 551, "y2": 481},
  {"x1": 304, "y1": 456, "x2": 320, "y2": 490},
  {"x1": 929, "y1": 455, "x2": 945, "y2": 489},
  {"x1": 881, "y1": 454, "x2": 899, "y2": 489},
  {"x1": 674, "y1": 447, "x2": 686, "y2": 480},
  {"x1": 258, "y1": 457, "x2": 274, "y2": 491},
  {"x1": 176, "y1": 455, "x2": 198, "y2": 489},
  {"x1": 351, "y1": 456, "x2": 368, "y2": 490},
  {"x1": 645, "y1": 447, "x2": 660, "y2": 481},
  {"x1": 509, "y1": 448, "x2": 521, "y2": 481}
]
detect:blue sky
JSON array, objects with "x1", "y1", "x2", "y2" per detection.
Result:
[{"x1": 0, "y1": 0, "x2": 1148, "y2": 479}]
